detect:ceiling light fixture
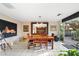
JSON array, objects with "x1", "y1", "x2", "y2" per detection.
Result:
[
  {"x1": 2, "y1": 3, "x2": 15, "y2": 9},
  {"x1": 36, "y1": 16, "x2": 46, "y2": 28},
  {"x1": 57, "y1": 13, "x2": 61, "y2": 16}
]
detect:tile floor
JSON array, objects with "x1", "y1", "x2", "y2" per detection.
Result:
[
  {"x1": 64, "y1": 37, "x2": 78, "y2": 45},
  {"x1": 63, "y1": 37, "x2": 79, "y2": 49},
  {"x1": 0, "y1": 40, "x2": 68, "y2": 56}
]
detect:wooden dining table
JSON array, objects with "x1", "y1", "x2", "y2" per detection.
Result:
[{"x1": 27, "y1": 35, "x2": 54, "y2": 49}]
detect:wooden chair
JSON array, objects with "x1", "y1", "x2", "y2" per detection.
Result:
[
  {"x1": 40, "y1": 38, "x2": 48, "y2": 49},
  {"x1": 33, "y1": 38, "x2": 48, "y2": 49},
  {"x1": 33, "y1": 38, "x2": 41, "y2": 48}
]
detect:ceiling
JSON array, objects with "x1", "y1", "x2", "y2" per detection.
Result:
[{"x1": 0, "y1": 3, "x2": 79, "y2": 22}]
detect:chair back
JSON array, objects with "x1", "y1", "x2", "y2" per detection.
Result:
[
  {"x1": 33, "y1": 38, "x2": 40, "y2": 43},
  {"x1": 40, "y1": 37, "x2": 48, "y2": 43}
]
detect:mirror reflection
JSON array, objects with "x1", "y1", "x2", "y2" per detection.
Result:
[{"x1": 31, "y1": 22, "x2": 48, "y2": 35}]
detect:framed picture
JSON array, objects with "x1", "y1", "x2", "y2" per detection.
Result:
[
  {"x1": 50, "y1": 25, "x2": 57, "y2": 31},
  {"x1": 23, "y1": 25, "x2": 29, "y2": 32}
]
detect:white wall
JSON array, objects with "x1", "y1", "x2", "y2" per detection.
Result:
[
  {"x1": 22, "y1": 21, "x2": 61, "y2": 36},
  {"x1": 0, "y1": 14, "x2": 22, "y2": 37},
  {"x1": 48, "y1": 21, "x2": 61, "y2": 36},
  {"x1": 0, "y1": 13, "x2": 61, "y2": 37},
  {"x1": 22, "y1": 21, "x2": 31, "y2": 36}
]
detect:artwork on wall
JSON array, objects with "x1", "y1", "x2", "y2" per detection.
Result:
[
  {"x1": 0, "y1": 19, "x2": 17, "y2": 38},
  {"x1": 50, "y1": 25, "x2": 57, "y2": 31},
  {"x1": 23, "y1": 25, "x2": 29, "y2": 32}
]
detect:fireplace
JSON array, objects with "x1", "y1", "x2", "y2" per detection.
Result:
[{"x1": 0, "y1": 19, "x2": 17, "y2": 38}]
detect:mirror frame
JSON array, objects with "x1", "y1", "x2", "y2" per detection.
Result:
[{"x1": 31, "y1": 22, "x2": 48, "y2": 35}]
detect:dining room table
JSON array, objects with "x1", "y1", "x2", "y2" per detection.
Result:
[{"x1": 27, "y1": 35, "x2": 54, "y2": 49}]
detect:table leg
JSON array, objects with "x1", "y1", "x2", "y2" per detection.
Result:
[
  {"x1": 45, "y1": 43, "x2": 48, "y2": 49},
  {"x1": 51, "y1": 40, "x2": 53, "y2": 49},
  {"x1": 28, "y1": 46, "x2": 30, "y2": 49}
]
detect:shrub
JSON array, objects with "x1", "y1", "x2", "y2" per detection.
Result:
[{"x1": 58, "y1": 49, "x2": 79, "y2": 56}]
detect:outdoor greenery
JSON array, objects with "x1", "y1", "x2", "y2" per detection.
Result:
[
  {"x1": 72, "y1": 29, "x2": 79, "y2": 41},
  {"x1": 59, "y1": 23, "x2": 64, "y2": 41},
  {"x1": 58, "y1": 49, "x2": 79, "y2": 56},
  {"x1": 76, "y1": 29, "x2": 79, "y2": 40},
  {"x1": 60, "y1": 34, "x2": 64, "y2": 41}
]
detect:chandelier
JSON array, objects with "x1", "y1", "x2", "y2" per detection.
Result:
[{"x1": 36, "y1": 16, "x2": 46, "y2": 28}]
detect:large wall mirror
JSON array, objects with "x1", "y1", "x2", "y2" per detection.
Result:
[{"x1": 31, "y1": 22, "x2": 48, "y2": 35}]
